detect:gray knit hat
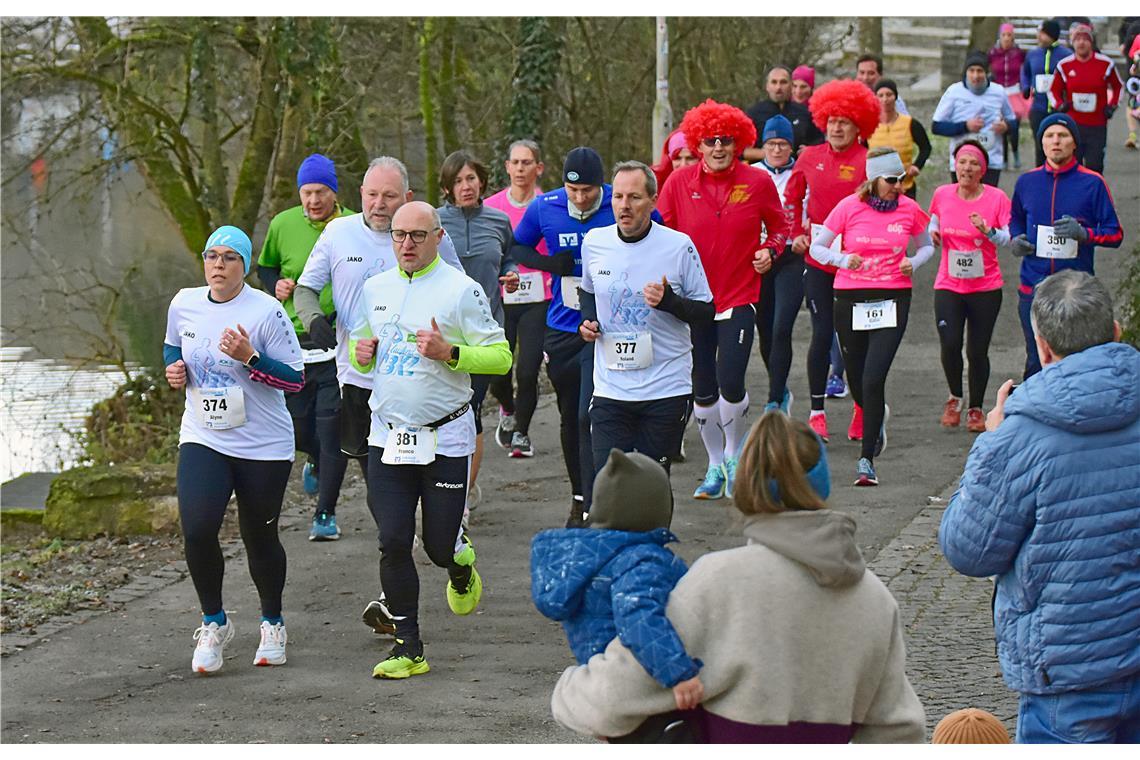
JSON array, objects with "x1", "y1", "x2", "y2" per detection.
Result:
[{"x1": 587, "y1": 449, "x2": 674, "y2": 532}]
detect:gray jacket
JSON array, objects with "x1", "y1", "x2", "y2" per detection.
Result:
[{"x1": 437, "y1": 202, "x2": 517, "y2": 325}]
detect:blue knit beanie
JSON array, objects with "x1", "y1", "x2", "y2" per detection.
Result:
[
  {"x1": 203, "y1": 225, "x2": 252, "y2": 274},
  {"x1": 1036, "y1": 112, "x2": 1080, "y2": 148},
  {"x1": 762, "y1": 115, "x2": 795, "y2": 146},
  {"x1": 296, "y1": 153, "x2": 338, "y2": 192}
]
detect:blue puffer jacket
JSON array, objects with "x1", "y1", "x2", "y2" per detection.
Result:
[
  {"x1": 530, "y1": 527, "x2": 701, "y2": 688},
  {"x1": 940, "y1": 342, "x2": 1140, "y2": 695}
]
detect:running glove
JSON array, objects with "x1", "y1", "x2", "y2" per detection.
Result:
[
  {"x1": 307, "y1": 314, "x2": 337, "y2": 349},
  {"x1": 549, "y1": 251, "x2": 576, "y2": 276},
  {"x1": 1010, "y1": 234, "x2": 1035, "y2": 257},
  {"x1": 1052, "y1": 216, "x2": 1089, "y2": 243},
  {"x1": 1104, "y1": 104, "x2": 1117, "y2": 119}
]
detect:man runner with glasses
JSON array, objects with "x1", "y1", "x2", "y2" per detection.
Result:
[
  {"x1": 294, "y1": 157, "x2": 463, "y2": 640},
  {"x1": 657, "y1": 100, "x2": 790, "y2": 501},
  {"x1": 352, "y1": 201, "x2": 511, "y2": 679}
]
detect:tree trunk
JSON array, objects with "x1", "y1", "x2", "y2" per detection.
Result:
[
  {"x1": 419, "y1": 18, "x2": 439, "y2": 204},
  {"x1": 493, "y1": 17, "x2": 563, "y2": 188},
  {"x1": 192, "y1": 20, "x2": 229, "y2": 226},
  {"x1": 968, "y1": 17, "x2": 1002, "y2": 53},
  {"x1": 438, "y1": 17, "x2": 459, "y2": 157},
  {"x1": 858, "y1": 17, "x2": 883, "y2": 57}
]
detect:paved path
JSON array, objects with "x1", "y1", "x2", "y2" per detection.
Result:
[{"x1": 1, "y1": 115, "x2": 1135, "y2": 745}]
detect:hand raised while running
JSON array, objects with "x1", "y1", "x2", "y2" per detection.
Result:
[{"x1": 416, "y1": 317, "x2": 454, "y2": 361}]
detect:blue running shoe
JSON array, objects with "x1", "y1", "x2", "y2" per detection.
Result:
[
  {"x1": 693, "y1": 463, "x2": 726, "y2": 500},
  {"x1": 780, "y1": 388, "x2": 794, "y2": 415},
  {"x1": 763, "y1": 401, "x2": 780, "y2": 414},
  {"x1": 724, "y1": 456, "x2": 739, "y2": 499},
  {"x1": 854, "y1": 457, "x2": 879, "y2": 486},
  {"x1": 308, "y1": 512, "x2": 341, "y2": 541},
  {"x1": 302, "y1": 461, "x2": 319, "y2": 495},
  {"x1": 826, "y1": 374, "x2": 848, "y2": 399}
]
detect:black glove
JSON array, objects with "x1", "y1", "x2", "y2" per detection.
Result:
[
  {"x1": 1104, "y1": 104, "x2": 1117, "y2": 119},
  {"x1": 1056, "y1": 102, "x2": 1070, "y2": 113},
  {"x1": 307, "y1": 314, "x2": 337, "y2": 350},
  {"x1": 1053, "y1": 216, "x2": 1089, "y2": 243},
  {"x1": 550, "y1": 251, "x2": 577, "y2": 276},
  {"x1": 1010, "y1": 234, "x2": 1035, "y2": 258}
]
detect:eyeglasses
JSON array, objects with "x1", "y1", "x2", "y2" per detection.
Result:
[
  {"x1": 390, "y1": 227, "x2": 439, "y2": 244},
  {"x1": 881, "y1": 173, "x2": 908, "y2": 185},
  {"x1": 701, "y1": 136, "x2": 735, "y2": 147},
  {"x1": 203, "y1": 251, "x2": 243, "y2": 265}
]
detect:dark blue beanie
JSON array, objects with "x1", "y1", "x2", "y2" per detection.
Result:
[
  {"x1": 297, "y1": 153, "x2": 338, "y2": 192},
  {"x1": 1036, "y1": 112, "x2": 1080, "y2": 148},
  {"x1": 762, "y1": 115, "x2": 795, "y2": 145},
  {"x1": 562, "y1": 147, "x2": 604, "y2": 186}
]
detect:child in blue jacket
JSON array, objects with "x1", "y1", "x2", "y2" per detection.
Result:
[{"x1": 530, "y1": 448, "x2": 703, "y2": 710}]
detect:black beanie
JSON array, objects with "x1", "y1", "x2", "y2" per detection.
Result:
[
  {"x1": 876, "y1": 78, "x2": 899, "y2": 98},
  {"x1": 562, "y1": 146, "x2": 604, "y2": 186},
  {"x1": 963, "y1": 50, "x2": 990, "y2": 76},
  {"x1": 587, "y1": 449, "x2": 674, "y2": 532},
  {"x1": 1040, "y1": 19, "x2": 1061, "y2": 42}
]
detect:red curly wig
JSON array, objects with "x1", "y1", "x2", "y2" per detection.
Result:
[
  {"x1": 808, "y1": 80, "x2": 881, "y2": 142},
  {"x1": 679, "y1": 99, "x2": 757, "y2": 156}
]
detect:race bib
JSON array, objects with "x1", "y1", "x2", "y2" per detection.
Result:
[
  {"x1": 191, "y1": 386, "x2": 246, "y2": 430},
  {"x1": 948, "y1": 249, "x2": 984, "y2": 279},
  {"x1": 811, "y1": 223, "x2": 843, "y2": 253},
  {"x1": 600, "y1": 331, "x2": 653, "y2": 370},
  {"x1": 975, "y1": 130, "x2": 996, "y2": 151},
  {"x1": 1035, "y1": 74, "x2": 1053, "y2": 93},
  {"x1": 560, "y1": 276, "x2": 582, "y2": 311},
  {"x1": 381, "y1": 425, "x2": 437, "y2": 465},
  {"x1": 1035, "y1": 225, "x2": 1078, "y2": 259},
  {"x1": 853, "y1": 300, "x2": 898, "y2": 331},
  {"x1": 502, "y1": 271, "x2": 545, "y2": 305},
  {"x1": 1003, "y1": 84, "x2": 1020, "y2": 96},
  {"x1": 1072, "y1": 92, "x2": 1097, "y2": 113}
]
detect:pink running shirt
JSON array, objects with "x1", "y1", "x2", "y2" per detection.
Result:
[
  {"x1": 484, "y1": 187, "x2": 553, "y2": 301},
  {"x1": 825, "y1": 194, "x2": 931, "y2": 291},
  {"x1": 929, "y1": 184, "x2": 1010, "y2": 293}
]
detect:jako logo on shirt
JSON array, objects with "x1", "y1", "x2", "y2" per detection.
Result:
[
  {"x1": 347, "y1": 256, "x2": 363, "y2": 262},
  {"x1": 558, "y1": 233, "x2": 578, "y2": 248}
]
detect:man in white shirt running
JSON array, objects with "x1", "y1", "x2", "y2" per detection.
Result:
[
  {"x1": 579, "y1": 161, "x2": 715, "y2": 477},
  {"x1": 353, "y1": 201, "x2": 511, "y2": 679}
]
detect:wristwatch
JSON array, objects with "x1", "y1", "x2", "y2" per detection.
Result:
[
  {"x1": 244, "y1": 350, "x2": 261, "y2": 369},
  {"x1": 450, "y1": 345, "x2": 460, "y2": 362}
]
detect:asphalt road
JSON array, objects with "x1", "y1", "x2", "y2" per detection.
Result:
[{"x1": 1, "y1": 116, "x2": 1136, "y2": 745}]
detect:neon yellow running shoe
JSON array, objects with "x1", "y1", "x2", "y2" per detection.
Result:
[
  {"x1": 452, "y1": 534, "x2": 476, "y2": 567},
  {"x1": 446, "y1": 567, "x2": 483, "y2": 616},
  {"x1": 371, "y1": 638, "x2": 429, "y2": 679}
]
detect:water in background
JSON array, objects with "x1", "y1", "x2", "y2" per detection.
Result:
[{"x1": 0, "y1": 345, "x2": 136, "y2": 482}]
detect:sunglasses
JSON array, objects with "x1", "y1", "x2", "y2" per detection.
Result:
[
  {"x1": 701, "y1": 136, "x2": 735, "y2": 147},
  {"x1": 881, "y1": 173, "x2": 908, "y2": 185}
]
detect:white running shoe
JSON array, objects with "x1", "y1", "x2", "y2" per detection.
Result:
[
  {"x1": 254, "y1": 621, "x2": 287, "y2": 666},
  {"x1": 192, "y1": 618, "x2": 235, "y2": 674}
]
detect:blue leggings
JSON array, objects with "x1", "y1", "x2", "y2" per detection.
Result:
[{"x1": 176, "y1": 443, "x2": 291, "y2": 618}]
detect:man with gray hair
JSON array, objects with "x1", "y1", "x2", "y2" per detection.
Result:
[
  {"x1": 939, "y1": 269, "x2": 1140, "y2": 743},
  {"x1": 578, "y1": 161, "x2": 714, "y2": 475},
  {"x1": 294, "y1": 157, "x2": 462, "y2": 636}
]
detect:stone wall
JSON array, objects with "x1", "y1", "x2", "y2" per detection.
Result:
[{"x1": 43, "y1": 464, "x2": 179, "y2": 539}]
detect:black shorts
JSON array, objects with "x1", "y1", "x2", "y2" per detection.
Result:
[
  {"x1": 284, "y1": 358, "x2": 340, "y2": 419},
  {"x1": 339, "y1": 383, "x2": 372, "y2": 459}
]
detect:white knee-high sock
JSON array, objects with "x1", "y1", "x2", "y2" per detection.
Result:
[
  {"x1": 693, "y1": 403, "x2": 725, "y2": 467},
  {"x1": 720, "y1": 393, "x2": 751, "y2": 460}
]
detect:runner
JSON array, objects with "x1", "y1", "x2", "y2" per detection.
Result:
[
  {"x1": 856, "y1": 54, "x2": 909, "y2": 114},
  {"x1": 791, "y1": 79, "x2": 879, "y2": 443},
  {"x1": 257, "y1": 153, "x2": 354, "y2": 541},
  {"x1": 437, "y1": 150, "x2": 519, "y2": 506},
  {"x1": 293, "y1": 156, "x2": 463, "y2": 637},
  {"x1": 163, "y1": 225, "x2": 303, "y2": 673},
  {"x1": 1020, "y1": 20, "x2": 1072, "y2": 167},
  {"x1": 989, "y1": 23, "x2": 1029, "y2": 170},
  {"x1": 1008, "y1": 112, "x2": 1123, "y2": 378},
  {"x1": 657, "y1": 99, "x2": 790, "y2": 500},
  {"x1": 810, "y1": 147, "x2": 935, "y2": 487},
  {"x1": 743, "y1": 65, "x2": 823, "y2": 162},
  {"x1": 510, "y1": 147, "x2": 631, "y2": 527},
  {"x1": 352, "y1": 201, "x2": 511, "y2": 679},
  {"x1": 928, "y1": 140, "x2": 1012, "y2": 432},
  {"x1": 791, "y1": 65, "x2": 815, "y2": 105},
  {"x1": 1048, "y1": 23, "x2": 1125, "y2": 174},
  {"x1": 484, "y1": 140, "x2": 549, "y2": 459},
  {"x1": 932, "y1": 51, "x2": 1016, "y2": 187},
  {"x1": 869, "y1": 79, "x2": 931, "y2": 199},
  {"x1": 579, "y1": 161, "x2": 714, "y2": 472},
  {"x1": 751, "y1": 115, "x2": 808, "y2": 414},
  {"x1": 650, "y1": 130, "x2": 698, "y2": 192}
]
